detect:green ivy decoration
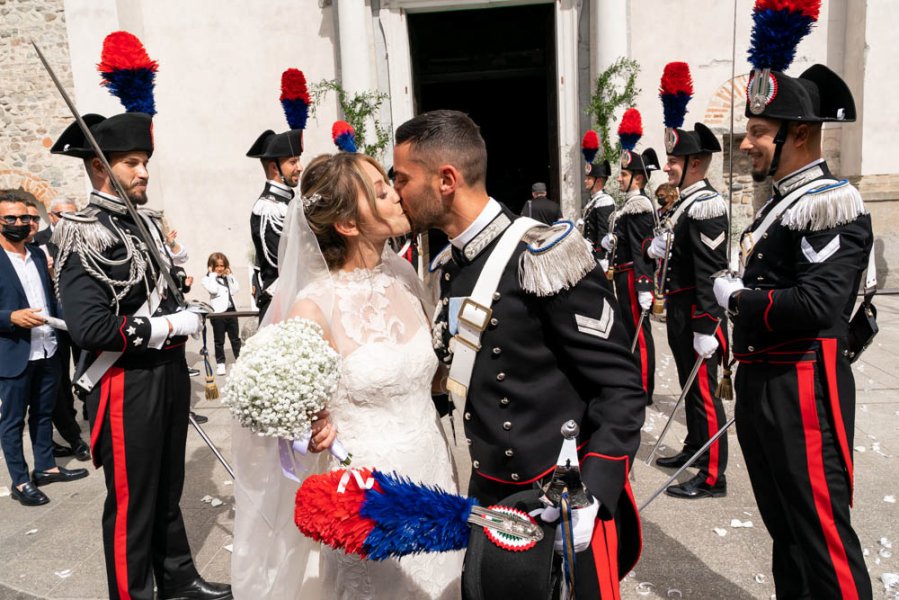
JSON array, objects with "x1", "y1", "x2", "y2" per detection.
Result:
[
  {"x1": 310, "y1": 79, "x2": 391, "y2": 159},
  {"x1": 586, "y1": 57, "x2": 641, "y2": 164}
]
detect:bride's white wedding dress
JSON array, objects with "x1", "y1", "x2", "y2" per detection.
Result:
[{"x1": 231, "y1": 262, "x2": 462, "y2": 600}]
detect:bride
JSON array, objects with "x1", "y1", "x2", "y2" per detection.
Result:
[{"x1": 231, "y1": 152, "x2": 462, "y2": 600}]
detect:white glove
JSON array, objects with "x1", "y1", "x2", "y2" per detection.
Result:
[
  {"x1": 598, "y1": 258, "x2": 609, "y2": 273},
  {"x1": 600, "y1": 233, "x2": 614, "y2": 252},
  {"x1": 693, "y1": 332, "x2": 719, "y2": 359},
  {"x1": 542, "y1": 499, "x2": 600, "y2": 554},
  {"x1": 713, "y1": 276, "x2": 745, "y2": 310},
  {"x1": 165, "y1": 310, "x2": 203, "y2": 337},
  {"x1": 647, "y1": 234, "x2": 669, "y2": 259},
  {"x1": 638, "y1": 291, "x2": 653, "y2": 311}
]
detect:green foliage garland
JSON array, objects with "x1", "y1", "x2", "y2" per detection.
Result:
[
  {"x1": 586, "y1": 57, "x2": 641, "y2": 164},
  {"x1": 310, "y1": 80, "x2": 391, "y2": 159}
]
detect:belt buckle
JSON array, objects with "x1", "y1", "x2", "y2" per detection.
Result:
[{"x1": 458, "y1": 298, "x2": 492, "y2": 333}]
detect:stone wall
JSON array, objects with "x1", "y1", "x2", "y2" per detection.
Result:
[{"x1": 0, "y1": 0, "x2": 85, "y2": 209}]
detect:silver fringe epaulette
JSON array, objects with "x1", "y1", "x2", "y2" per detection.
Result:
[
  {"x1": 616, "y1": 194, "x2": 654, "y2": 216},
  {"x1": 429, "y1": 243, "x2": 453, "y2": 273},
  {"x1": 51, "y1": 207, "x2": 118, "y2": 257},
  {"x1": 781, "y1": 179, "x2": 866, "y2": 232},
  {"x1": 252, "y1": 197, "x2": 290, "y2": 218},
  {"x1": 519, "y1": 221, "x2": 595, "y2": 297},
  {"x1": 688, "y1": 193, "x2": 728, "y2": 220}
]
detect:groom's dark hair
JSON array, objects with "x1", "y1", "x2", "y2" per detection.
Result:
[{"x1": 395, "y1": 110, "x2": 487, "y2": 187}]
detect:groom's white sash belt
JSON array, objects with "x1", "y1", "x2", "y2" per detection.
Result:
[{"x1": 447, "y1": 217, "x2": 541, "y2": 403}]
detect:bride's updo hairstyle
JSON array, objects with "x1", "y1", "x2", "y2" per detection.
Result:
[{"x1": 300, "y1": 152, "x2": 389, "y2": 270}]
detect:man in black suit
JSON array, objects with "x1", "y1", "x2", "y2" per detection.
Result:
[
  {"x1": 0, "y1": 193, "x2": 88, "y2": 507},
  {"x1": 520, "y1": 182, "x2": 562, "y2": 225},
  {"x1": 30, "y1": 198, "x2": 90, "y2": 460}
]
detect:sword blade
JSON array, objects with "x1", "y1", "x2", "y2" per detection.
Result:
[
  {"x1": 644, "y1": 353, "x2": 704, "y2": 465},
  {"x1": 32, "y1": 40, "x2": 185, "y2": 307}
]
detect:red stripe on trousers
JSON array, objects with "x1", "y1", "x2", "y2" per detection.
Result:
[
  {"x1": 91, "y1": 366, "x2": 113, "y2": 469},
  {"x1": 591, "y1": 518, "x2": 621, "y2": 600},
  {"x1": 627, "y1": 270, "x2": 649, "y2": 394},
  {"x1": 820, "y1": 338, "x2": 854, "y2": 505},
  {"x1": 108, "y1": 367, "x2": 132, "y2": 600},
  {"x1": 796, "y1": 361, "x2": 858, "y2": 600},
  {"x1": 698, "y1": 360, "x2": 720, "y2": 485}
]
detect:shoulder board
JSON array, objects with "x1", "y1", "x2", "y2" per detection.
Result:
[
  {"x1": 687, "y1": 193, "x2": 727, "y2": 220},
  {"x1": 138, "y1": 207, "x2": 163, "y2": 220},
  {"x1": 518, "y1": 220, "x2": 595, "y2": 297},
  {"x1": 51, "y1": 207, "x2": 118, "y2": 256},
  {"x1": 252, "y1": 197, "x2": 289, "y2": 218},
  {"x1": 593, "y1": 193, "x2": 615, "y2": 208},
  {"x1": 781, "y1": 179, "x2": 866, "y2": 232},
  {"x1": 617, "y1": 195, "x2": 654, "y2": 216},
  {"x1": 428, "y1": 243, "x2": 453, "y2": 273}
]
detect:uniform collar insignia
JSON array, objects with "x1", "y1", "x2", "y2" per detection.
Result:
[
  {"x1": 679, "y1": 179, "x2": 710, "y2": 198},
  {"x1": 263, "y1": 179, "x2": 295, "y2": 202},
  {"x1": 775, "y1": 159, "x2": 826, "y2": 197},
  {"x1": 90, "y1": 190, "x2": 129, "y2": 215},
  {"x1": 460, "y1": 212, "x2": 512, "y2": 263}
]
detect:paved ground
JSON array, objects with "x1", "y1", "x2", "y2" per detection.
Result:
[{"x1": 2, "y1": 299, "x2": 899, "y2": 599}]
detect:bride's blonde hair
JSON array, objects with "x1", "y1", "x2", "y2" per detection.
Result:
[{"x1": 300, "y1": 153, "x2": 389, "y2": 270}]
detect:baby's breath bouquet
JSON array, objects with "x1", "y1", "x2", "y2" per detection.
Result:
[{"x1": 224, "y1": 317, "x2": 350, "y2": 468}]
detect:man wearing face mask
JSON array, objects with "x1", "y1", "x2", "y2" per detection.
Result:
[
  {"x1": 247, "y1": 68, "x2": 310, "y2": 321},
  {"x1": 48, "y1": 31, "x2": 230, "y2": 600},
  {"x1": 0, "y1": 192, "x2": 89, "y2": 508}
]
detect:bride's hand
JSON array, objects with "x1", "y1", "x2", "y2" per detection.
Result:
[{"x1": 309, "y1": 410, "x2": 337, "y2": 453}]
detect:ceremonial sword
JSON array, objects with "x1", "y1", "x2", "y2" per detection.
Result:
[{"x1": 33, "y1": 40, "x2": 234, "y2": 478}]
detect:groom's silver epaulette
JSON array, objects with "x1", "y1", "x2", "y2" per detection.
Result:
[
  {"x1": 51, "y1": 207, "x2": 119, "y2": 257},
  {"x1": 518, "y1": 221, "x2": 595, "y2": 297},
  {"x1": 429, "y1": 243, "x2": 453, "y2": 273}
]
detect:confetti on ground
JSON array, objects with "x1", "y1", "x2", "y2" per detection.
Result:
[
  {"x1": 882, "y1": 573, "x2": 899, "y2": 594},
  {"x1": 880, "y1": 548, "x2": 893, "y2": 559},
  {"x1": 635, "y1": 582, "x2": 655, "y2": 595},
  {"x1": 713, "y1": 527, "x2": 727, "y2": 537},
  {"x1": 881, "y1": 538, "x2": 893, "y2": 549},
  {"x1": 0, "y1": 486, "x2": 9, "y2": 498},
  {"x1": 754, "y1": 574, "x2": 767, "y2": 584},
  {"x1": 223, "y1": 480, "x2": 233, "y2": 486},
  {"x1": 856, "y1": 446, "x2": 867, "y2": 453},
  {"x1": 885, "y1": 495, "x2": 896, "y2": 503},
  {"x1": 25, "y1": 529, "x2": 38, "y2": 536},
  {"x1": 201, "y1": 495, "x2": 214, "y2": 503},
  {"x1": 224, "y1": 544, "x2": 233, "y2": 553},
  {"x1": 210, "y1": 498, "x2": 224, "y2": 507},
  {"x1": 730, "y1": 519, "x2": 754, "y2": 528},
  {"x1": 667, "y1": 589, "x2": 683, "y2": 598},
  {"x1": 54, "y1": 569, "x2": 73, "y2": 579}
]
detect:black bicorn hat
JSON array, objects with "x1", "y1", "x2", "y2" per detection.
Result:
[
  {"x1": 247, "y1": 68, "x2": 311, "y2": 160},
  {"x1": 665, "y1": 122, "x2": 722, "y2": 156},
  {"x1": 621, "y1": 147, "x2": 660, "y2": 175},
  {"x1": 586, "y1": 160, "x2": 612, "y2": 179},
  {"x1": 745, "y1": 64, "x2": 856, "y2": 123},
  {"x1": 461, "y1": 489, "x2": 557, "y2": 600},
  {"x1": 51, "y1": 112, "x2": 154, "y2": 159},
  {"x1": 51, "y1": 32, "x2": 158, "y2": 160}
]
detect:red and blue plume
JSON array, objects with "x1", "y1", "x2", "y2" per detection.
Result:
[
  {"x1": 296, "y1": 468, "x2": 477, "y2": 560},
  {"x1": 748, "y1": 0, "x2": 821, "y2": 72},
  {"x1": 659, "y1": 62, "x2": 693, "y2": 129},
  {"x1": 617, "y1": 108, "x2": 643, "y2": 152},
  {"x1": 97, "y1": 31, "x2": 158, "y2": 116},
  {"x1": 581, "y1": 131, "x2": 600, "y2": 164},
  {"x1": 332, "y1": 121, "x2": 357, "y2": 153},
  {"x1": 280, "y1": 69, "x2": 311, "y2": 130}
]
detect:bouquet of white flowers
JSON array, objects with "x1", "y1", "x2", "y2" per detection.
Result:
[{"x1": 224, "y1": 317, "x2": 350, "y2": 469}]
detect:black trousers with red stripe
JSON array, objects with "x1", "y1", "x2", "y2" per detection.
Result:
[
  {"x1": 87, "y1": 352, "x2": 199, "y2": 600},
  {"x1": 469, "y1": 476, "x2": 624, "y2": 599},
  {"x1": 735, "y1": 353, "x2": 871, "y2": 599},
  {"x1": 613, "y1": 269, "x2": 654, "y2": 403},
  {"x1": 666, "y1": 297, "x2": 727, "y2": 484}
]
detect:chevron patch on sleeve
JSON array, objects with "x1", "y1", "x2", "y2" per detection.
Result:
[
  {"x1": 700, "y1": 231, "x2": 726, "y2": 250},
  {"x1": 800, "y1": 235, "x2": 840, "y2": 263},
  {"x1": 575, "y1": 299, "x2": 614, "y2": 339}
]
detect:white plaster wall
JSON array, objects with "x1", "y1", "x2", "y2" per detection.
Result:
[
  {"x1": 59, "y1": 0, "x2": 342, "y2": 306},
  {"x1": 858, "y1": 0, "x2": 899, "y2": 176}
]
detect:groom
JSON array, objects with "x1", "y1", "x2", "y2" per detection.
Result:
[{"x1": 394, "y1": 110, "x2": 647, "y2": 598}]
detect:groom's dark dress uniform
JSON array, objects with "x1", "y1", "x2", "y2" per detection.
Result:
[{"x1": 432, "y1": 200, "x2": 646, "y2": 597}]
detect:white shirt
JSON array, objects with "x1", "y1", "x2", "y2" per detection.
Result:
[
  {"x1": 4, "y1": 249, "x2": 57, "y2": 361},
  {"x1": 450, "y1": 198, "x2": 502, "y2": 250}
]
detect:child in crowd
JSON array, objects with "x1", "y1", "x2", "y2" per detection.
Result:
[{"x1": 202, "y1": 252, "x2": 241, "y2": 375}]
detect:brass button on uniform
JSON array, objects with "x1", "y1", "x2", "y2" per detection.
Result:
[
  {"x1": 490, "y1": 318, "x2": 498, "y2": 327},
  {"x1": 473, "y1": 460, "x2": 480, "y2": 469},
  {"x1": 492, "y1": 347, "x2": 502, "y2": 355},
  {"x1": 511, "y1": 473, "x2": 520, "y2": 481},
  {"x1": 504, "y1": 448, "x2": 514, "y2": 457},
  {"x1": 748, "y1": 345, "x2": 755, "y2": 352},
  {"x1": 493, "y1": 292, "x2": 501, "y2": 301},
  {"x1": 466, "y1": 438, "x2": 472, "y2": 445},
  {"x1": 464, "y1": 412, "x2": 471, "y2": 421},
  {"x1": 444, "y1": 272, "x2": 451, "y2": 281},
  {"x1": 502, "y1": 421, "x2": 512, "y2": 431},
  {"x1": 499, "y1": 397, "x2": 510, "y2": 406},
  {"x1": 496, "y1": 373, "x2": 505, "y2": 381}
]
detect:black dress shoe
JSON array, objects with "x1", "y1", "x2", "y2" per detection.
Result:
[
  {"x1": 53, "y1": 441, "x2": 74, "y2": 457},
  {"x1": 188, "y1": 368, "x2": 201, "y2": 377},
  {"x1": 190, "y1": 411, "x2": 209, "y2": 424},
  {"x1": 32, "y1": 466, "x2": 89, "y2": 486},
  {"x1": 665, "y1": 473, "x2": 727, "y2": 499},
  {"x1": 159, "y1": 577, "x2": 233, "y2": 600},
  {"x1": 72, "y1": 439, "x2": 91, "y2": 461},
  {"x1": 655, "y1": 450, "x2": 691, "y2": 469},
  {"x1": 10, "y1": 482, "x2": 50, "y2": 506}
]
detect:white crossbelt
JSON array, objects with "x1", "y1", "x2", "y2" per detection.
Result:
[
  {"x1": 667, "y1": 188, "x2": 709, "y2": 229},
  {"x1": 74, "y1": 284, "x2": 162, "y2": 394},
  {"x1": 446, "y1": 217, "x2": 540, "y2": 403}
]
